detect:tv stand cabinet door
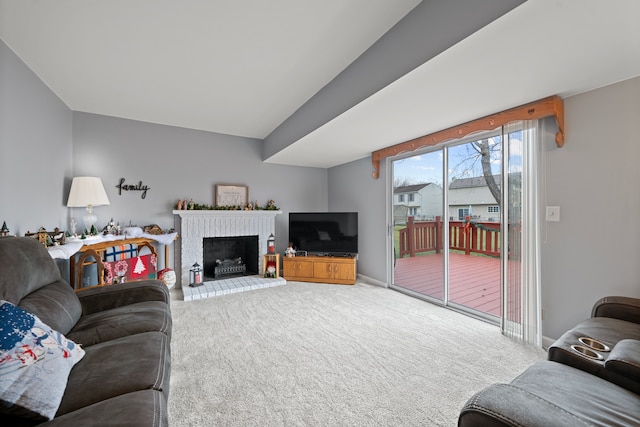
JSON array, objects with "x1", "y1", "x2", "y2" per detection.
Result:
[
  {"x1": 283, "y1": 258, "x2": 313, "y2": 280},
  {"x1": 332, "y1": 261, "x2": 356, "y2": 284},
  {"x1": 313, "y1": 258, "x2": 356, "y2": 285}
]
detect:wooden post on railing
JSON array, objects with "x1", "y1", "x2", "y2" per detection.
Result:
[
  {"x1": 464, "y1": 215, "x2": 471, "y2": 255},
  {"x1": 435, "y1": 216, "x2": 442, "y2": 254},
  {"x1": 407, "y1": 216, "x2": 415, "y2": 257}
]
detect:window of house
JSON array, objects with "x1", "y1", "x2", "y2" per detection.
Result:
[
  {"x1": 409, "y1": 194, "x2": 415, "y2": 202},
  {"x1": 458, "y1": 208, "x2": 469, "y2": 219},
  {"x1": 398, "y1": 194, "x2": 404, "y2": 202},
  {"x1": 488, "y1": 206, "x2": 500, "y2": 213}
]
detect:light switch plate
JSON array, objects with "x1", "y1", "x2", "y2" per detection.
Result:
[{"x1": 546, "y1": 206, "x2": 560, "y2": 222}]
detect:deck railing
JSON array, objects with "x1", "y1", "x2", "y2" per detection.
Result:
[{"x1": 398, "y1": 216, "x2": 500, "y2": 258}]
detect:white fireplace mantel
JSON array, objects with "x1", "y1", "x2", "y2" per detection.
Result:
[
  {"x1": 173, "y1": 210, "x2": 282, "y2": 287},
  {"x1": 173, "y1": 210, "x2": 283, "y2": 219}
]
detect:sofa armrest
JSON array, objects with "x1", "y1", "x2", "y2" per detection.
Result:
[
  {"x1": 591, "y1": 296, "x2": 640, "y2": 323},
  {"x1": 76, "y1": 280, "x2": 170, "y2": 315},
  {"x1": 605, "y1": 339, "x2": 640, "y2": 384},
  {"x1": 458, "y1": 384, "x2": 595, "y2": 427}
]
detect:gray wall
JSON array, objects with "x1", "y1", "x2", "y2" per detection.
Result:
[
  {"x1": 0, "y1": 40, "x2": 73, "y2": 235},
  {"x1": 541, "y1": 76, "x2": 640, "y2": 339},
  {"x1": 1, "y1": 35, "x2": 328, "y2": 258},
  {"x1": 328, "y1": 158, "x2": 387, "y2": 283},
  {"x1": 71, "y1": 112, "x2": 328, "y2": 252}
]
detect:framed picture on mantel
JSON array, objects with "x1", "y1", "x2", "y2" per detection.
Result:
[{"x1": 215, "y1": 184, "x2": 248, "y2": 207}]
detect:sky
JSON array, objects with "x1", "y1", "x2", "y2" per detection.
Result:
[{"x1": 393, "y1": 131, "x2": 523, "y2": 186}]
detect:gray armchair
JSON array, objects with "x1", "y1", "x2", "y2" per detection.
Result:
[{"x1": 459, "y1": 296, "x2": 640, "y2": 427}]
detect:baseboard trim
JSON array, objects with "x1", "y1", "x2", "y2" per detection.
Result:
[
  {"x1": 542, "y1": 335, "x2": 555, "y2": 350},
  {"x1": 357, "y1": 274, "x2": 388, "y2": 288}
]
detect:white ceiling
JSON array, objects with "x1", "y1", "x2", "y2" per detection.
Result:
[
  {"x1": 0, "y1": 0, "x2": 420, "y2": 137},
  {"x1": 2, "y1": 0, "x2": 639, "y2": 169}
]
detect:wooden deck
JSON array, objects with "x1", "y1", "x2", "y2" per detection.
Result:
[{"x1": 393, "y1": 252, "x2": 501, "y2": 317}]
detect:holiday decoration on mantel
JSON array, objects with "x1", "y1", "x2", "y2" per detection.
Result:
[{"x1": 173, "y1": 198, "x2": 279, "y2": 211}]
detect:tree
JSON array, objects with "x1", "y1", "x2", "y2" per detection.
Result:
[
  {"x1": 393, "y1": 176, "x2": 417, "y2": 189},
  {"x1": 472, "y1": 139, "x2": 501, "y2": 207},
  {"x1": 451, "y1": 137, "x2": 502, "y2": 207}
]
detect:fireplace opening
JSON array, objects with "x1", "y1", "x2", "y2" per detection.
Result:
[{"x1": 203, "y1": 236, "x2": 259, "y2": 281}]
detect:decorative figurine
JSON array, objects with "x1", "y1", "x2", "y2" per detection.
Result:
[
  {"x1": 0, "y1": 221, "x2": 9, "y2": 237},
  {"x1": 285, "y1": 242, "x2": 296, "y2": 258},
  {"x1": 70, "y1": 218, "x2": 77, "y2": 237},
  {"x1": 267, "y1": 234, "x2": 275, "y2": 254}
]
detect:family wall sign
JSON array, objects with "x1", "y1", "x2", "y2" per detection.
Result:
[{"x1": 116, "y1": 178, "x2": 150, "y2": 199}]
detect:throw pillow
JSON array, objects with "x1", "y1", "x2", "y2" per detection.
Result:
[{"x1": 0, "y1": 300, "x2": 85, "y2": 421}]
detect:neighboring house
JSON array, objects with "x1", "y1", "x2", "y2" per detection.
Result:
[
  {"x1": 394, "y1": 175, "x2": 519, "y2": 224},
  {"x1": 393, "y1": 183, "x2": 443, "y2": 224},
  {"x1": 448, "y1": 173, "x2": 521, "y2": 221}
]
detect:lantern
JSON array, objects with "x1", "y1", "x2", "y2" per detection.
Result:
[
  {"x1": 267, "y1": 233, "x2": 275, "y2": 254},
  {"x1": 189, "y1": 262, "x2": 203, "y2": 287}
]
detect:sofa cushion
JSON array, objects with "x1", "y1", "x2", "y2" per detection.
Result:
[
  {"x1": 0, "y1": 300, "x2": 85, "y2": 422},
  {"x1": 19, "y1": 281, "x2": 82, "y2": 336},
  {"x1": 40, "y1": 390, "x2": 167, "y2": 427},
  {"x1": 67, "y1": 300, "x2": 172, "y2": 346},
  {"x1": 0, "y1": 238, "x2": 63, "y2": 304},
  {"x1": 57, "y1": 331, "x2": 170, "y2": 416}
]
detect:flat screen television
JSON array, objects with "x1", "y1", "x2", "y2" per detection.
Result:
[{"x1": 288, "y1": 212, "x2": 358, "y2": 256}]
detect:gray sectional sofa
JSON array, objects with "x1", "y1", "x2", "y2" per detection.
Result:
[
  {"x1": 458, "y1": 296, "x2": 640, "y2": 427},
  {"x1": 0, "y1": 237, "x2": 171, "y2": 426}
]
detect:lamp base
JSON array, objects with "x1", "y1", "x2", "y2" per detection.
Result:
[{"x1": 83, "y1": 205, "x2": 98, "y2": 234}]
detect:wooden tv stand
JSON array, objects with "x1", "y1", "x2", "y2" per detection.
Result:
[{"x1": 283, "y1": 254, "x2": 356, "y2": 285}]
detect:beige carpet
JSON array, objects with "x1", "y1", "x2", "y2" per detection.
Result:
[{"x1": 168, "y1": 281, "x2": 546, "y2": 426}]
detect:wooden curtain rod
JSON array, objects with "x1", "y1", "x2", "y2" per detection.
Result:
[{"x1": 371, "y1": 95, "x2": 564, "y2": 179}]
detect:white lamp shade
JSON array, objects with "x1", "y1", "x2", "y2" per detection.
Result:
[{"x1": 67, "y1": 177, "x2": 110, "y2": 207}]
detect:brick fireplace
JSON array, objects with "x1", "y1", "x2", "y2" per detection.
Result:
[{"x1": 173, "y1": 210, "x2": 282, "y2": 300}]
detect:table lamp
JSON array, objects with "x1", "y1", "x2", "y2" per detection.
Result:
[{"x1": 67, "y1": 176, "x2": 110, "y2": 232}]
